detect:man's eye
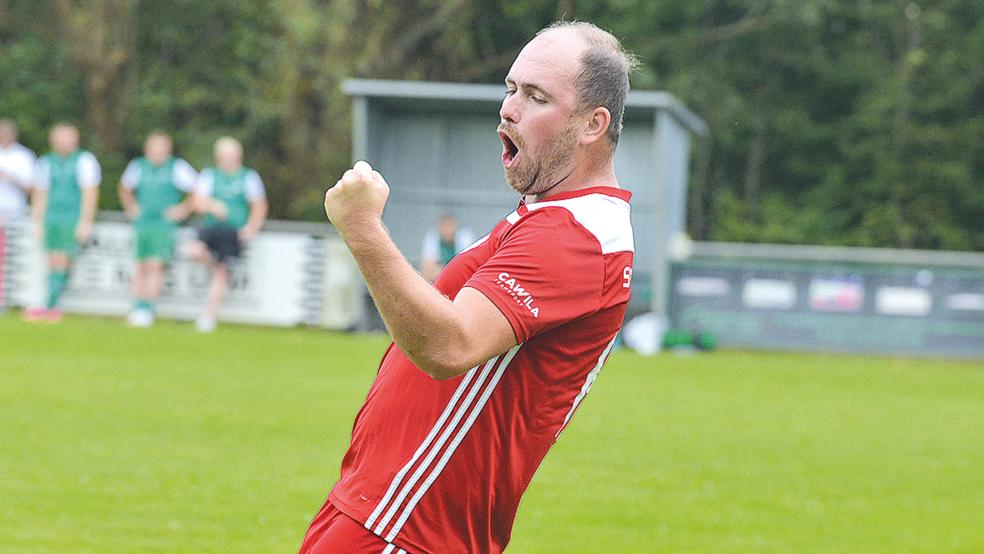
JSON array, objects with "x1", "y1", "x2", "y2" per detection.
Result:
[
  {"x1": 504, "y1": 89, "x2": 516, "y2": 97},
  {"x1": 531, "y1": 96, "x2": 546, "y2": 104}
]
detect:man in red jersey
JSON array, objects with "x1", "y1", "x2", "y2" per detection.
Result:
[{"x1": 301, "y1": 21, "x2": 638, "y2": 554}]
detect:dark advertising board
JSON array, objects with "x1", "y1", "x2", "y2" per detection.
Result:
[{"x1": 671, "y1": 256, "x2": 984, "y2": 358}]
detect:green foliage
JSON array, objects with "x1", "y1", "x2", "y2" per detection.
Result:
[{"x1": 0, "y1": 0, "x2": 981, "y2": 250}]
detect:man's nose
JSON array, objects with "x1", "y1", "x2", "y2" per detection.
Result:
[{"x1": 499, "y1": 94, "x2": 520, "y2": 124}]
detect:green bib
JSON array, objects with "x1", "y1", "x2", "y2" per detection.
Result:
[
  {"x1": 43, "y1": 150, "x2": 84, "y2": 225},
  {"x1": 439, "y1": 239, "x2": 457, "y2": 265},
  {"x1": 204, "y1": 167, "x2": 251, "y2": 230},
  {"x1": 134, "y1": 157, "x2": 184, "y2": 229}
]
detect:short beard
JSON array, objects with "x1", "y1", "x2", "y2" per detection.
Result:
[{"x1": 505, "y1": 119, "x2": 578, "y2": 196}]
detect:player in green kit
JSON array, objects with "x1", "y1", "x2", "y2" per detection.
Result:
[
  {"x1": 24, "y1": 123, "x2": 101, "y2": 322},
  {"x1": 118, "y1": 131, "x2": 198, "y2": 327},
  {"x1": 185, "y1": 136, "x2": 267, "y2": 332}
]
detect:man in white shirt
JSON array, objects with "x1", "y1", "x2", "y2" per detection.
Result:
[
  {"x1": 0, "y1": 119, "x2": 37, "y2": 310},
  {"x1": 0, "y1": 119, "x2": 36, "y2": 222}
]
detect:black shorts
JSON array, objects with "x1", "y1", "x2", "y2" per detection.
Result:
[{"x1": 198, "y1": 226, "x2": 242, "y2": 264}]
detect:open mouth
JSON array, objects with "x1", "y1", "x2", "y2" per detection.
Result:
[{"x1": 499, "y1": 130, "x2": 520, "y2": 168}]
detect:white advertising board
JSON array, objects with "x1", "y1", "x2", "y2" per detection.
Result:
[{"x1": 1, "y1": 219, "x2": 362, "y2": 329}]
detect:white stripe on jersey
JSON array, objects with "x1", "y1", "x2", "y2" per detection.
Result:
[
  {"x1": 458, "y1": 233, "x2": 490, "y2": 255},
  {"x1": 371, "y1": 351, "x2": 508, "y2": 536},
  {"x1": 367, "y1": 345, "x2": 521, "y2": 537},
  {"x1": 365, "y1": 358, "x2": 491, "y2": 530},
  {"x1": 555, "y1": 334, "x2": 618, "y2": 439},
  {"x1": 384, "y1": 344, "x2": 522, "y2": 542},
  {"x1": 381, "y1": 544, "x2": 395, "y2": 554}
]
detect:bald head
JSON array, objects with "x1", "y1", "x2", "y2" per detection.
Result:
[
  {"x1": 50, "y1": 123, "x2": 80, "y2": 156},
  {"x1": 535, "y1": 21, "x2": 638, "y2": 148},
  {"x1": 214, "y1": 136, "x2": 243, "y2": 172}
]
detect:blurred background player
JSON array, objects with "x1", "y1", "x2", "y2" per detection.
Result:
[
  {"x1": 419, "y1": 213, "x2": 475, "y2": 282},
  {"x1": 0, "y1": 118, "x2": 37, "y2": 311},
  {"x1": 185, "y1": 136, "x2": 267, "y2": 332},
  {"x1": 24, "y1": 123, "x2": 101, "y2": 322},
  {"x1": 118, "y1": 131, "x2": 198, "y2": 327}
]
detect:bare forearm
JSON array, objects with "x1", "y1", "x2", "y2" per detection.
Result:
[
  {"x1": 245, "y1": 200, "x2": 267, "y2": 234},
  {"x1": 343, "y1": 221, "x2": 470, "y2": 377},
  {"x1": 119, "y1": 186, "x2": 137, "y2": 217},
  {"x1": 31, "y1": 189, "x2": 46, "y2": 222},
  {"x1": 80, "y1": 187, "x2": 98, "y2": 225}
]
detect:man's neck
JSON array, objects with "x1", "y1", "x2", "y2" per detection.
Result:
[{"x1": 530, "y1": 154, "x2": 618, "y2": 202}]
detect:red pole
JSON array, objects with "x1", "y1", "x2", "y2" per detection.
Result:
[{"x1": 0, "y1": 222, "x2": 6, "y2": 307}]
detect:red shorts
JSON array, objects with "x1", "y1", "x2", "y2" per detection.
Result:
[{"x1": 299, "y1": 498, "x2": 410, "y2": 554}]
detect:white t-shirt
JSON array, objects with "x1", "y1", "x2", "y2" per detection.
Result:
[
  {"x1": 194, "y1": 168, "x2": 266, "y2": 201},
  {"x1": 120, "y1": 157, "x2": 198, "y2": 192},
  {"x1": 0, "y1": 143, "x2": 37, "y2": 219},
  {"x1": 34, "y1": 151, "x2": 102, "y2": 191}
]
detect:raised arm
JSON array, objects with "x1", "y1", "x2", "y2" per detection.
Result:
[{"x1": 325, "y1": 161, "x2": 516, "y2": 380}]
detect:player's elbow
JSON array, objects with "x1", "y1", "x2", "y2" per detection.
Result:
[
  {"x1": 417, "y1": 357, "x2": 470, "y2": 381},
  {"x1": 411, "y1": 347, "x2": 476, "y2": 381}
]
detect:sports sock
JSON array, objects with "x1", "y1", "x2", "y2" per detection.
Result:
[
  {"x1": 137, "y1": 299, "x2": 155, "y2": 313},
  {"x1": 46, "y1": 271, "x2": 69, "y2": 309}
]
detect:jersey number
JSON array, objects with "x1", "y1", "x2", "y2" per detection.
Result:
[{"x1": 622, "y1": 266, "x2": 632, "y2": 288}]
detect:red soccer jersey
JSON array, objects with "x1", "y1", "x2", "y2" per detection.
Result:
[{"x1": 327, "y1": 186, "x2": 634, "y2": 554}]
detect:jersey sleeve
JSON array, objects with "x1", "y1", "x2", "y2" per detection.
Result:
[
  {"x1": 120, "y1": 160, "x2": 141, "y2": 189},
  {"x1": 194, "y1": 169, "x2": 214, "y2": 197},
  {"x1": 33, "y1": 158, "x2": 51, "y2": 191},
  {"x1": 464, "y1": 208, "x2": 605, "y2": 343},
  {"x1": 172, "y1": 159, "x2": 198, "y2": 192},
  {"x1": 245, "y1": 169, "x2": 266, "y2": 201},
  {"x1": 77, "y1": 152, "x2": 101, "y2": 188}
]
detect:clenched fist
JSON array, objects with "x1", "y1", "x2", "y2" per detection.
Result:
[{"x1": 325, "y1": 160, "x2": 390, "y2": 236}]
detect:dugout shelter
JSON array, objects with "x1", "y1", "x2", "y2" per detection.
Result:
[{"x1": 343, "y1": 79, "x2": 708, "y2": 323}]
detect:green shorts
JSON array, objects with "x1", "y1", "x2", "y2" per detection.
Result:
[
  {"x1": 135, "y1": 226, "x2": 176, "y2": 261},
  {"x1": 43, "y1": 222, "x2": 80, "y2": 256}
]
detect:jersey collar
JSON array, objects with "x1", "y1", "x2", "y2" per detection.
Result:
[{"x1": 521, "y1": 186, "x2": 631, "y2": 206}]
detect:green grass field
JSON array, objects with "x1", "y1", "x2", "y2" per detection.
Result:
[{"x1": 1, "y1": 313, "x2": 982, "y2": 553}]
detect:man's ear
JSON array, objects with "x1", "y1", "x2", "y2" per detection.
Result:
[{"x1": 580, "y1": 107, "x2": 611, "y2": 146}]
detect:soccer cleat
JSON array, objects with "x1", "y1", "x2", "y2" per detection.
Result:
[
  {"x1": 195, "y1": 315, "x2": 217, "y2": 333},
  {"x1": 43, "y1": 308, "x2": 64, "y2": 323},
  {"x1": 127, "y1": 309, "x2": 155, "y2": 328},
  {"x1": 22, "y1": 306, "x2": 48, "y2": 322}
]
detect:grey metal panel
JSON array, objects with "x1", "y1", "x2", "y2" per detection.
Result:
[
  {"x1": 343, "y1": 79, "x2": 709, "y2": 135},
  {"x1": 692, "y1": 241, "x2": 984, "y2": 268}
]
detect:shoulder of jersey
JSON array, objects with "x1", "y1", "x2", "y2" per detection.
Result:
[{"x1": 506, "y1": 193, "x2": 633, "y2": 254}]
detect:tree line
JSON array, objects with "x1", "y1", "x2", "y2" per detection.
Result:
[{"x1": 1, "y1": 0, "x2": 981, "y2": 250}]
